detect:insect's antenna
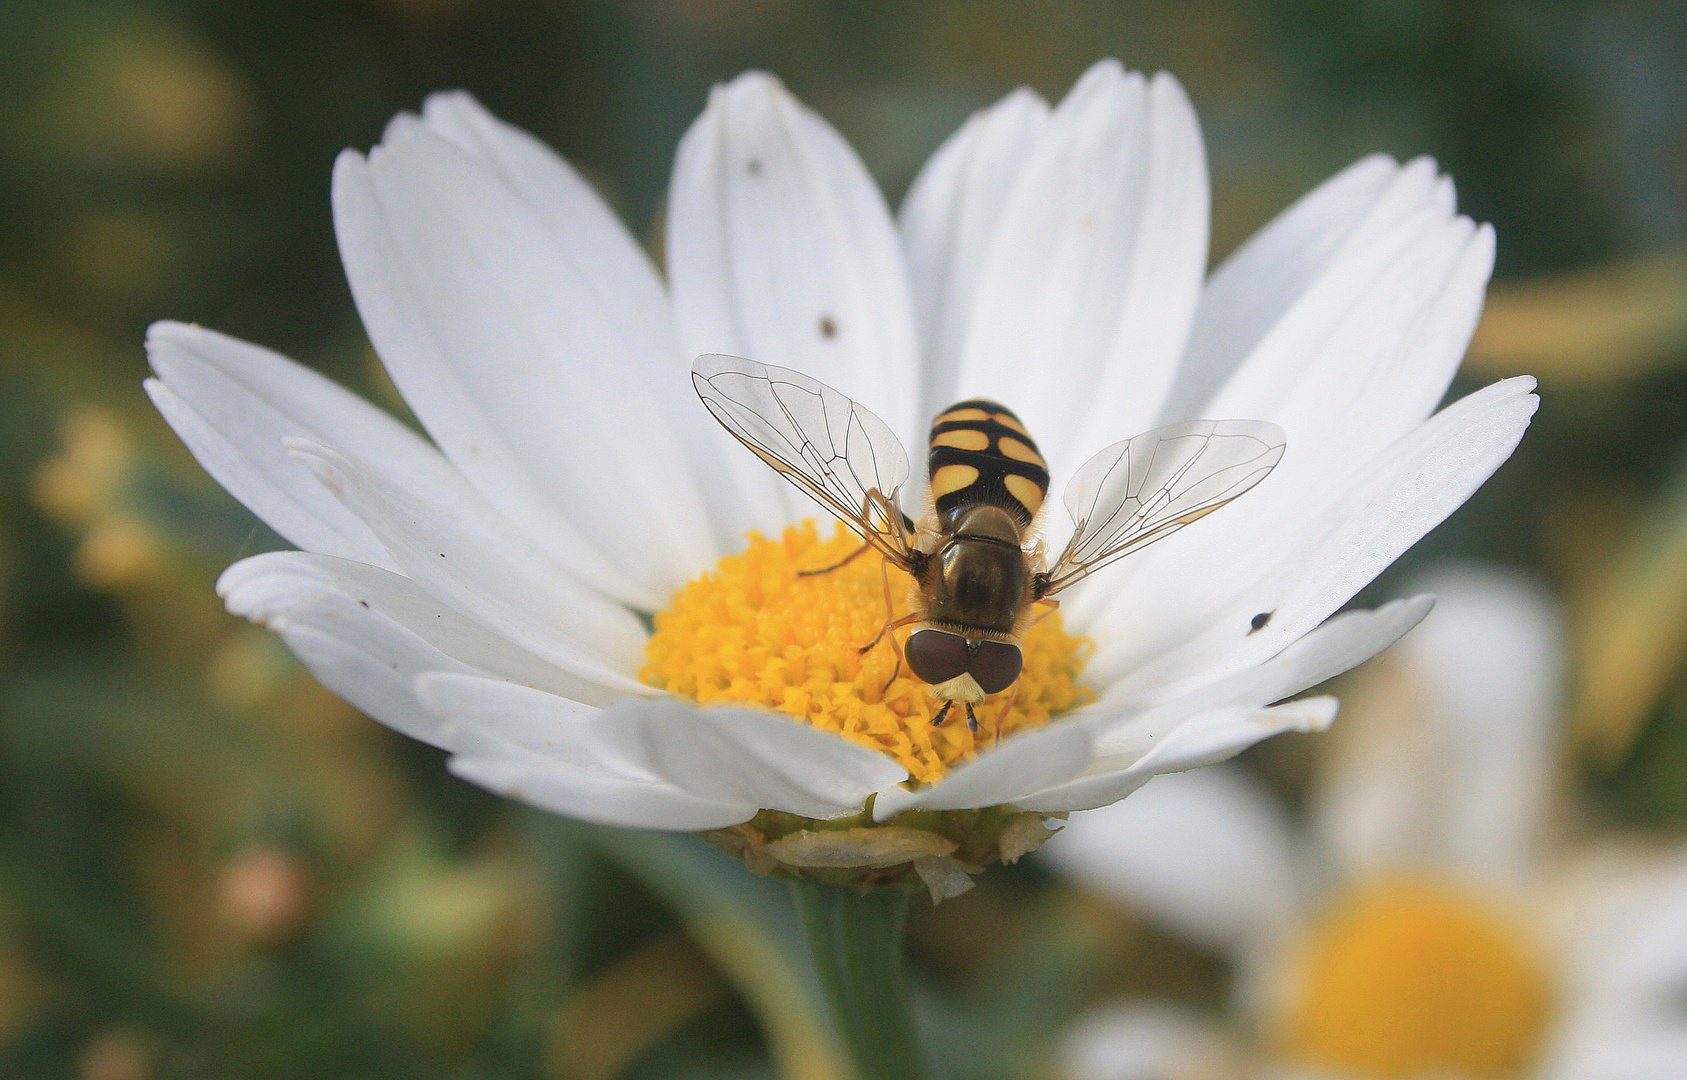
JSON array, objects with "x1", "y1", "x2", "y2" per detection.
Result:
[
  {"x1": 994, "y1": 682, "x2": 1020, "y2": 745},
  {"x1": 964, "y1": 702, "x2": 978, "y2": 733},
  {"x1": 931, "y1": 700, "x2": 954, "y2": 728},
  {"x1": 879, "y1": 651, "x2": 902, "y2": 697}
]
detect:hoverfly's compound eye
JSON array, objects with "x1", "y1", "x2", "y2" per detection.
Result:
[
  {"x1": 907, "y1": 629, "x2": 969, "y2": 686},
  {"x1": 968, "y1": 639, "x2": 1023, "y2": 695}
]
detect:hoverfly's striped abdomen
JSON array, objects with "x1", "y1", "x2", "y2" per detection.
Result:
[{"x1": 928, "y1": 400, "x2": 1050, "y2": 529}]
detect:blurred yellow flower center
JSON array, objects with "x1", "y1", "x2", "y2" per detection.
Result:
[
  {"x1": 1285, "y1": 879, "x2": 1552, "y2": 1080},
  {"x1": 641, "y1": 520, "x2": 1092, "y2": 785}
]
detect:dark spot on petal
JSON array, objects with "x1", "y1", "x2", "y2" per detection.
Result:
[
  {"x1": 819, "y1": 314, "x2": 837, "y2": 338},
  {"x1": 359, "y1": 599, "x2": 370, "y2": 608},
  {"x1": 746, "y1": 158, "x2": 762, "y2": 175},
  {"x1": 1249, "y1": 610, "x2": 1273, "y2": 634}
]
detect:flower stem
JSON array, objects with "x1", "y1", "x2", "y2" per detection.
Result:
[{"x1": 789, "y1": 880, "x2": 927, "y2": 1080}]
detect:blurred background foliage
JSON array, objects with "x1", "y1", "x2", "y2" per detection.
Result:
[{"x1": 1, "y1": 1, "x2": 1685, "y2": 1078}]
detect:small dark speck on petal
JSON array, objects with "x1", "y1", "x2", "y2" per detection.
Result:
[
  {"x1": 358, "y1": 599, "x2": 369, "y2": 608},
  {"x1": 1249, "y1": 611, "x2": 1273, "y2": 634},
  {"x1": 746, "y1": 158, "x2": 762, "y2": 175},
  {"x1": 819, "y1": 315, "x2": 837, "y2": 339}
]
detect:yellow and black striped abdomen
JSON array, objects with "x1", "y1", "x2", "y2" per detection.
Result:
[{"x1": 928, "y1": 399, "x2": 1050, "y2": 529}]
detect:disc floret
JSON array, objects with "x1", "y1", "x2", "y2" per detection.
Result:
[{"x1": 641, "y1": 520, "x2": 1093, "y2": 895}]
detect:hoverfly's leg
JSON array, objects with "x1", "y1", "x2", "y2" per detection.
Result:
[
  {"x1": 931, "y1": 699, "x2": 955, "y2": 727},
  {"x1": 875, "y1": 557, "x2": 911, "y2": 693},
  {"x1": 993, "y1": 681, "x2": 1021, "y2": 746},
  {"x1": 858, "y1": 552, "x2": 914, "y2": 656},
  {"x1": 798, "y1": 539, "x2": 872, "y2": 577},
  {"x1": 863, "y1": 554, "x2": 899, "y2": 647},
  {"x1": 879, "y1": 660, "x2": 902, "y2": 698},
  {"x1": 869, "y1": 560, "x2": 914, "y2": 694},
  {"x1": 964, "y1": 702, "x2": 978, "y2": 733}
]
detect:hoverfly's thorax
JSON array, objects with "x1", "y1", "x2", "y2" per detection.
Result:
[
  {"x1": 926, "y1": 534, "x2": 1026, "y2": 635},
  {"x1": 928, "y1": 400, "x2": 1050, "y2": 530}
]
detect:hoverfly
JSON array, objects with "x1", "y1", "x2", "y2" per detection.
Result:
[{"x1": 692, "y1": 355, "x2": 1286, "y2": 732}]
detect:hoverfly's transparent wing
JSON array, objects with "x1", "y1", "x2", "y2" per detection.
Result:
[
  {"x1": 692, "y1": 355, "x2": 915, "y2": 563},
  {"x1": 1042, "y1": 419, "x2": 1286, "y2": 596}
]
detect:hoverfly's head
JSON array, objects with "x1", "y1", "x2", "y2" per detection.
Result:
[{"x1": 906, "y1": 628, "x2": 1023, "y2": 702}]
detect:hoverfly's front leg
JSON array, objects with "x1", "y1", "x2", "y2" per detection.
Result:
[
  {"x1": 865, "y1": 609, "x2": 919, "y2": 700},
  {"x1": 859, "y1": 553, "x2": 911, "y2": 649},
  {"x1": 992, "y1": 680, "x2": 1021, "y2": 746},
  {"x1": 861, "y1": 556, "x2": 918, "y2": 693},
  {"x1": 929, "y1": 699, "x2": 980, "y2": 733}
]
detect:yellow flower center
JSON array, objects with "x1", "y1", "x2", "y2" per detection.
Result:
[
  {"x1": 1284, "y1": 878, "x2": 1553, "y2": 1080},
  {"x1": 641, "y1": 520, "x2": 1093, "y2": 785}
]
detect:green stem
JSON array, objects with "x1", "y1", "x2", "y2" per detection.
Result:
[{"x1": 789, "y1": 880, "x2": 927, "y2": 1080}]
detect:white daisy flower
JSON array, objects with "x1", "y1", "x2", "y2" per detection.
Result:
[
  {"x1": 144, "y1": 60, "x2": 1534, "y2": 896},
  {"x1": 1048, "y1": 565, "x2": 1687, "y2": 1080}
]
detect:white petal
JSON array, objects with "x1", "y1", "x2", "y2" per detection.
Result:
[
  {"x1": 592, "y1": 697, "x2": 907, "y2": 820},
  {"x1": 1014, "y1": 697, "x2": 1337, "y2": 814},
  {"x1": 1160, "y1": 154, "x2": 1432, "y2": 421},
  {"x1": 1068, "y1": 160, "x2": 1491, "y2": 641},
  {"x1": 1549, "y1": 852, "x2": 1687, "y2": 1049},
  {"x1": 1043, "y1": 766, "x2": 1300, "y2": 954},
  {"x1": 954, "y1": 63, "x2": 1209, "y2": 480},
  {"x1": 220, "y1": 560, "x2": 606, "y2": 751},
  {"x1": 285, "y1": 438, "x2": 650, "y2": 695},
  {"x1": 274, "y1": 622, "x2": 461, "y2": 743},
  {"x1": 1086, "y1": 377, "x2": 1538, "y2": 699},
  {"x1": 145, "y1": 320, "x2": 456, "y2": 571},
  {"x1": 1401, "y1": 566, "x2": 1560, "y2": 887},
  {"x1": 871, "y1": 720, "x2": 1093, "y2": 820},
  {"x1": 1201, "y1": 209, "x2": 1492, "y2": 506},
  {"x1": 1009, "y1": 594, "x2": 1408, "y2": 831},
  {"x1": 335, "y1": 118, "x2": 714, "y2": 609},
  {"x1": 449, "y1": 748, "x2": 755, "y2": 831},
  {"x1": 1118, "y1": 696, "x2": 1337, "y2": 780},
  {"x1": 1541, "y1": 1035, "x2": 1687, "y2": 1080},
  {"x1": 1058, "y1": 1002, "x2": 1232, "y2": 1080},
  {"x1": 410, "y1": 92, "x2": 758, "y2": 559},
  {"x1": 1539, "y1": 852, "x2": 1687, "y2": 1080},
  {"x1": 667, "y1": 71, "x2": 921, "y2": 530},
  {"x1": 217, "y1": 549, "x2": 615, "y2": 717},
  {"x1": 1092, "y1": 594, "x2": 1435, "y2": 757},
  {"x1": 1310, "y1": 566, "x2": 1559, "y2": 889},
  {"x1": 417, "y1": 673, "x2": 757, "y2": 830},
  {"x1": 420, "y1": 674, "x2": 902, "y2": 821},
  {"x1": 897, "y1": 86, "x2": 1049, "y2": 419}
]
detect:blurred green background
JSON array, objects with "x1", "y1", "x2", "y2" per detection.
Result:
[{"x1": 3, "y1": 1, "x2": 1687, "y2": 1078}]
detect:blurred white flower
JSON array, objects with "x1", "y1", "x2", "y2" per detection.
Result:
[
  {"x1": 1048, "y1": 565, "x2": 1687, "y2": 1080},
  {"x1": 145, "y1": 60, "x2": 1533, "y2": 875}
]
